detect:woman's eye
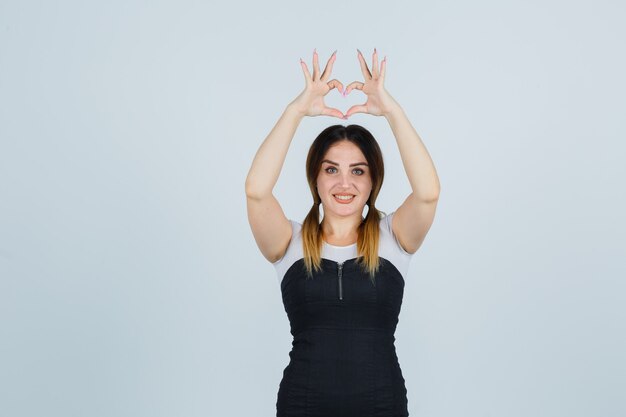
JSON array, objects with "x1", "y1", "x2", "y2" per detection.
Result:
[{"x1": 325, "y1": 167, "x2": 364, "y2": 175}]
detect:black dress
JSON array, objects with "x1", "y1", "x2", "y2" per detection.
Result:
[{"x1": 276, "y1": 255, "x2": 409, "y2": 417}]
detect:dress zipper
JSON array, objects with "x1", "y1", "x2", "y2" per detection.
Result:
[{"x1": 337, "y1": 261, "x2": 344, "y2": 300}]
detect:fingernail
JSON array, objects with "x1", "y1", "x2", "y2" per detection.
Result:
[
  {"x1": 374, "y1": 47, "x2": 377, "y2": 54},
  {"x1": 357, "y1": 48, "x2": 362, "y2": 56},
  {"x1": 332, "y1": 49, "x2": 337, "y2": 56},
  {"x1": 314, "y1": 48, "x2": 317, "y2": 54}
]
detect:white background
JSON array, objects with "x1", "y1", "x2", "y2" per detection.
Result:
[{"x1": 1, "y1": 1, "x2": 624, "y2": 416}]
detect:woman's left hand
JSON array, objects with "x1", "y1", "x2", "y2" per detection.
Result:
[{"x1": 344, "y1": 49, "x2": 398, "y2": 117}]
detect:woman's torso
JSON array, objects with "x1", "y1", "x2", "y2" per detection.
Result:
[{"x1": 272, "y1": 211, "x2": 415, "y2": 417}]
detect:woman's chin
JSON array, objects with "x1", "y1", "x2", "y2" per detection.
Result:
[{"x1": 324, "y1": 202, "x2": 364, "y2": 217}]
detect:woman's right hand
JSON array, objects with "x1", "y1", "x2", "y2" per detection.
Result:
[{"x1": 289, "y1": 49, "x2": 346, "y2": 119}]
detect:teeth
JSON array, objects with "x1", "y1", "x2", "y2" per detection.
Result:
[{"x1": 334, "y1": 195, "x2": 354, "y2": 200}]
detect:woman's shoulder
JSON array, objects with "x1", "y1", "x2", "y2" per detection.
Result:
[
  {"x1": 271, "y1": 211, "x2": 413, "y2": 284},
  {"x1": 271, "y1": 219, "x2": 302, "y2": 266},
  {"x1": 270, "y1": 211, "x2": 411, "y2": 259},
  {"x1": 378, "y1": 210, "x2": 414, "y2": 267},
  {"x1": 379, "y1": 211, "x2": 410, "y2": 251}
]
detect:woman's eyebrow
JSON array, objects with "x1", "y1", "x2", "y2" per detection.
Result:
[{"x1": 322, "y1": 159, "x2": 369, "y2": 167}]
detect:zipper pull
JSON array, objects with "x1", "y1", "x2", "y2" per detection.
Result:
[{"x1": 337, "y1": 262, "x2": 344, "y2": 300}]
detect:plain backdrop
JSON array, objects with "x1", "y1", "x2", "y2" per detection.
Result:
[{"x1": 1, "y1": 1, "x2": 625, "y2": 416}]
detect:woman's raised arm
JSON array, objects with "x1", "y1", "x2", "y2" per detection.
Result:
[
  {"x1": 345, "y1": 49, "x2": 441, "y2": 255},
  {"x1": 245, "y1": 49, "x2": 344, "y2": 263}
]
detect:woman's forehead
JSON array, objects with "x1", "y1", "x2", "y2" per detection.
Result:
[{"x1": 324, "y1": 141, "x2": 365, "y2": 160}]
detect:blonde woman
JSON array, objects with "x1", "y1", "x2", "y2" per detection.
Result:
[{"x1": 245, "y1": 48, "x2": 440, "y2": 417}]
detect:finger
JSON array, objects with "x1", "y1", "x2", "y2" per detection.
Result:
[
  {"x1": 372, "y1": 48, "x2": 379, "y2": 78},
  {"x1": 300, "y1": 58, "x2": 312, "y2": 85},
  {"x1": 320, "y1": 50, "x2": 337, "y2": 82},
  {"x1": 345, "y1": 104, "x2": 368, "y2": 117},
  {"x1": 312, "y1": 48, "x2": 320, "y2": 81},
  {"x1": 356, "y1": 49, "x2": 372, "y2": 79},
  {"x1": 322, "y1": 106, "x2": 346, "y2": 119},
  {"x1": 327, "y1": 78, "x2": 344, "y2": 95},
  {"x1": 344, "y1": 81, "x2": 364, "y2": 96},
  {"x1": 380, "y1": 56, "x2": 387, "y2": 80}
]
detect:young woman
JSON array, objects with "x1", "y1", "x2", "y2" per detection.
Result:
[{"x1": 245, "y1": 48, "x2": 440, "y2": 417}]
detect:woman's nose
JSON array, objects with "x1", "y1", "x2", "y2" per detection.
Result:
[{"x1": 340, "y1": 173, "x2": 352, "y2": 187}]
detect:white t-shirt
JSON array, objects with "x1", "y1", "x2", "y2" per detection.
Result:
[{"x1": 272, "y1": 211, "x2": 414, "y2": 285}]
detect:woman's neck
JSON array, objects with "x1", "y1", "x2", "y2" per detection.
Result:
[{"x1": 321, "y1": 215, "x2": 363, "y2": 245}]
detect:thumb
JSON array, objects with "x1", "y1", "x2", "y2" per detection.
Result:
[
  {"x1": 345, "y1": 104, "x2": 368, "y2": 117},
  {"x1": 322, "y1": 106, "x2": 346, "y2": 119}
]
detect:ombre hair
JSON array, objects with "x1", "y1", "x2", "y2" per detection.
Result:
[{"x1": 301, "y1": 124, "x2": 386, "y2": 283}]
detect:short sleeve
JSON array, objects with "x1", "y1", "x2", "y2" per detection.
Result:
[
  {"x1": 384, "y1": 211, "x2": 413, "y2": 256},
  {"x1": 273, "y1": 220, "x2": 304, "y2": 284},
  {"x1": 272, "y1": 220, "x2": 297, "y2": 265},
  {"x1": 377, "y1": 211, "x2": 413, "y2": 280},
  {"x1": 272, "y1": 251, "x2": 286, "y2": 265}
]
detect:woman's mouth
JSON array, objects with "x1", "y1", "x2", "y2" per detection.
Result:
[{"x1": 333, "y1": 194, "x2": 355, "y2": 204}]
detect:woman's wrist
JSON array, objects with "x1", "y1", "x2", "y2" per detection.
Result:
[
  {"x1": 382, "y1": 98, "x2": 403, "y2": 119},
  {"x1": 286, "y1": 101, "x2": 307, "y2": 119}
]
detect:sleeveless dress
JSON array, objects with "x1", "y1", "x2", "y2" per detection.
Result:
[{"x1": 272, "y1": 211, "x2": 414, "y2": 417}]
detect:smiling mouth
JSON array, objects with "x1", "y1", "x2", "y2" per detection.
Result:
[{"x1": 333, "y1": 194, "x2": 355, "y2": 202}]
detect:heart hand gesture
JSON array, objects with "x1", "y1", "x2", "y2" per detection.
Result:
[
  {"x1": 289, "y1": 49, "x2": 346, "y2": 119},
  {"x1": 344, "y1": 49, "x2": 397, "y2": 118}
]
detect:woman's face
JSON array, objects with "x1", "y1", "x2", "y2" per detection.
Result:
[{"x1": 316, "y1": 140, "x2": 373, "y2": 218}]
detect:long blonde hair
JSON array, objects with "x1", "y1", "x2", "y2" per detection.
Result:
[{"x1": 301, "y1": 124, "x2": 386, "y2": 283}]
